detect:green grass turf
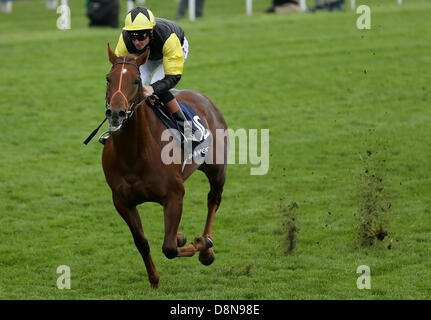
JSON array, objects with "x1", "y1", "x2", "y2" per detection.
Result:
[{"x1": 0, "y1": 0, "x2": 430, "y2": 299}]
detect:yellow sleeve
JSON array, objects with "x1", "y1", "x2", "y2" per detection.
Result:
[
  {"x1": 114, "y1": 33, "x2": 129, "y2": 57},
  {"x1": 162, "y1": 33, "x2": 184, "y2": 75}
]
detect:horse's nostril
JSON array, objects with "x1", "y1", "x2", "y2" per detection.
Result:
[
  {"x1": 106, "y1": 109, "x2": 112, "y2": 117},
  {"x1": 119, "y1": 111, "x2": 126, "y2": 118}
]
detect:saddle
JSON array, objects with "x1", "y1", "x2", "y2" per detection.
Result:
[{"x1": 146, "y1": 97, "x2": 211, "y2": 165}]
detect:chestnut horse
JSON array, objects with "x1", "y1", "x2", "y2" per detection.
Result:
[{"x1": 101, "y1": 45, "x2": 227, "y2": 288}]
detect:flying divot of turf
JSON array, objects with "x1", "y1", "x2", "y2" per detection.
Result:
[
  {"x1": 280, "y1": 200, "x2": 299, "y2": 255},
  {"x1": 355, "y1": 135, "x2": 391, "y2": 247}
]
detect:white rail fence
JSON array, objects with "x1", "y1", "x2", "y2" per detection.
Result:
[
  {"x1": 1, "y1": 0, "x2": 67, "y2": 13},
  {"x1": 350, "y1": 0, "x2": 402, "y2": 9},
  {"x1": 1, "y1": 0, "x2": 404, "y2": 18}
]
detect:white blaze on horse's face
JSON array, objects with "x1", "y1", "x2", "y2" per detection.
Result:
[
  {"x1": 105, "y1": 50, "x2": 149, "y2": 135},
  {"x1": 106, "y1": 62, "x2": 137, "y2": 132}
]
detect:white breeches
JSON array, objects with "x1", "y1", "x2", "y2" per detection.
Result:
[{"x1": 140, "y1": 37, "x2": 189, "y2": 85}]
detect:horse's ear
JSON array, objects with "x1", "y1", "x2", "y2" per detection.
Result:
[
  {"x1": 135, "y1": 47, "x2": 150, "y2": 66},
  {"x1": 107, "y1": 43, "x2": 118, "y2": 65}
]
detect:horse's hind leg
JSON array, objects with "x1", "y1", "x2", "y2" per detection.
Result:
[
  {"x1": 113, "y1": 195, "x2": 160, "y2": 289},
  {"x1": 198, "y1": 163, "x2": 226, "y2": 265},
  {"x1": 177, "y1": 232, "x2": 187, "y2": 247}
]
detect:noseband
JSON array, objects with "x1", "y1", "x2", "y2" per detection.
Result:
[{"x1": 106, "y1": 57, "x2": 146, "y2": 120}]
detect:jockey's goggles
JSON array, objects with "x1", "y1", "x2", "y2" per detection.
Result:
[{"x1": 129, "y1": 30, "x2": 150, "y2": 41}]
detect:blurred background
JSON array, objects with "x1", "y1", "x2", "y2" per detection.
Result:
[{"x1": 1, "y1": 0, "x2": 431, "y2": 299}]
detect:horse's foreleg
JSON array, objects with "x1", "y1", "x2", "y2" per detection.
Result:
[
  {"x1": 113, "y1": 195, "x2": 160, "y2": 289},
  {"x1": 162, "y1": 197, "x2": 184, "y2": 259},
  {"x1": 163, "y1": 196, "x2": 212, "y2": 258}
]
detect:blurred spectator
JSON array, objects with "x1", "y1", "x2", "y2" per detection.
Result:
[
  {"x1": 310, "y1": 0, "x2": 345, "y2": 11},
  {"x1": 176, "y1": 0, "x2": 205, "y2": 20},
  {"x1": 86, "y1": 0, "x2": 119, "y2": 28},
  {"x1": 265, "y1": 0, "x2": 301, "y2": 13}
]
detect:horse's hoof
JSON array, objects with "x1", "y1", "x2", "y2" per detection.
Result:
[
  {"x1": 204, "y1": 236, "x2": 213, "y2": 249},
  {"x1": 199, "y1": 249, "x2": 215, "y2": 266},
  {"x1": 177, "y1": 233, "x2": 187, "y2": 247},
  {"x1": 193, "y1": 236, "x2": 213, "y2": 249},
  {"x1": 149, "y1": 278, "x2": 159, "y2": 289}
]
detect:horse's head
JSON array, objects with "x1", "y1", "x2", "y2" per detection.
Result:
[{"x1": 105, "y1": 44, "x2": 150, "y2": 132}]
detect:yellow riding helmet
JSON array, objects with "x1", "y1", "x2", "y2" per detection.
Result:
[{"x1": 123, "y1": 7, "x2": 156, "y2": 31}]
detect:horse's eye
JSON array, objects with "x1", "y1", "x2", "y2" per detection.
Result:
[
  {"x1": 106, "y1": 77, "x2": 111, "y2": 84},
  {"x1": 133, "y1": 78, "x2": 140, "y2": 85}
]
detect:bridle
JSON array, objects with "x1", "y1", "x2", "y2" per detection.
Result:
[
  {"x1": 106, "y1": 57, "x2": 147, "y2": 121},
  {"x1": 83, "y1": 57, "x2": 149, "y2": 145}
]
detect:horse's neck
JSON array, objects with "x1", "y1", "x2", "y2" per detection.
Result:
[{"x1": 111, "y1": 106, "x2": 153, "y2": 157}]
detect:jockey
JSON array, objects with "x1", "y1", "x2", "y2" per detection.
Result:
[{"x1": 104, "y1": 7, "x2": 196, "y2": 144}]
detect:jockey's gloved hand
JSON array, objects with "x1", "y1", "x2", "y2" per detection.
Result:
[{"x1": 142, "y1": 85, "x2": 154, "y2": 98}]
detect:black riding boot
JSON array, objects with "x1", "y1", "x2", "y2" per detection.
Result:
[{"x1": 172, "y1": 108, "x2": 201, "y2": 144}]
